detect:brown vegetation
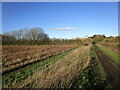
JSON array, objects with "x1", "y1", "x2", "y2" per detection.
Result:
[
  {"x1": 2, "y1": 45, "x2": 77, "y2": 73},
  {"x1": 14, "y1": 46, "x2": 91, "y2": 88},
  {"x1": 99, "y1": 42, "x2": 120, "y2": 55}
]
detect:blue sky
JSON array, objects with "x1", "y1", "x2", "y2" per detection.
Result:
[{"x1": 2, "y1": 2, "x2": 118, "y2": 39}]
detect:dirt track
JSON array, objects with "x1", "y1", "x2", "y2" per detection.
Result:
[{"x1": 94, "y1": 45, "x2": 120, "y2": 89}]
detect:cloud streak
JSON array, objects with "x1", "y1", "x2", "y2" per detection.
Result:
[{"x1": 50, "y1": 28, "x2": 79, "y2": 30}]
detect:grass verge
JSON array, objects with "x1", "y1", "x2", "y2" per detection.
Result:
[{"x1": 97, "y1": 44, "x2": 120, "y2": 65}]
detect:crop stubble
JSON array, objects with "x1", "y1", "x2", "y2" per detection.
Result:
[
  {"x1": 2, "y1": 45, "x2": 77, "y2": 74},
  {"x1": 14, "y1": 45, "x2": 91, "y2": 88}
]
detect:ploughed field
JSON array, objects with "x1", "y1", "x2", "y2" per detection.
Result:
[
  {"x1": 2, "y1": 43, "x2": 120, "y2": 89},
  {"x1": 2, "y1": 45, "x2": 77, "y2": 74},
  {"x1": 2, "y1": 45, "x2": 92, "y2": 88},
  {"x1": 15, "y1": 46, "x2": 90, "y2": 88}
]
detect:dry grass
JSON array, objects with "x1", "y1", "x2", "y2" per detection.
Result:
[
  {"x1": 2, "y1": 45, "x2": 77, "y2": 73},
  {"x1": 99, "y1": 42, "x2": 120, "y2": 55},
  {"x1": 14, "y1": 45, "x2": 91, "y2": 88}
]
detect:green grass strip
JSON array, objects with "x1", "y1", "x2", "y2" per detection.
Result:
[
  {"x1": 72, "y1": 45, "x2": 110, "y2": 89},
  {"x1": 3, "y1": 46, "x2": 79, "y2": 88},
  {"x1": 97, "y1": 44, "x2": 120, "y2": 65}
]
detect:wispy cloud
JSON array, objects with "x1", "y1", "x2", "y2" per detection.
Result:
[{"x1": 50, "y1": 28, "x2": 79, "y2": 30}]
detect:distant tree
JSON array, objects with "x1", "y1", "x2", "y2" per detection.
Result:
[
  {"x1": 23, "y1": 28, "x2": 31, "y2": 40},
  {"x1": 17, "y1": 29, "x2": 24, "y2": 39},
  {"x1": 37, "y1": 33, "x2": 49, "y2": 40},
  {"x1": 29, "y1": 27, "x2": 44, "y2": 40},
  {"x1": 103, "y1": 35, "x2": 106, "y2": 38},
  {"x1": 92, "y1": 34, "x2": 106, "y2": 42},
  {"x1": 3, "y1": 32, "x2": 16, "y2": 41},
  {"x1": 2, "y1": 27, "x2": 49, "y2": 45}
]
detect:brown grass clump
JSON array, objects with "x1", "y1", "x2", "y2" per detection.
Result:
[{"x1": 15, "y1": 45, "x2": 91, "y2": 88}]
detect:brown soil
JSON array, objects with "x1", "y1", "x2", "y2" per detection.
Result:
[{"x1": 2, "y1": 45, "x2": 77, "y2": 74}]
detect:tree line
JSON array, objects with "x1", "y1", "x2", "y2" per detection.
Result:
[
  {"x1": 2, "y1": 27, "x2": 50, "y2": 45},
  {"x1": 1, "y1": 27, "x2": 85, "y2": 45},
  {"x1": 1, "y1": 27, "x2": 118, "y2": 45},
  {"x1": 3, "y1": 27, "x2": 49, "y2": 40}
]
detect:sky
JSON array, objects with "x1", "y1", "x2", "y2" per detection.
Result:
[{"x1": 2, "y1": 2, "x2": 118, "y2": 39}]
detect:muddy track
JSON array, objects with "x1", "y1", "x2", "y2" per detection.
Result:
[{"x1": 94, "y1": 45, "x2": 120, "y2": 89}]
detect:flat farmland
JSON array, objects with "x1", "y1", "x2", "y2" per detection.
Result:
[
  {"x1": 2, "y1": 45, "x2": 77, "y2": 74},
  {"x1": 12, "y1": 46, "x2": 91, "y2": 88},
  {"x1": 2, "y1": 43, "x2": 119, "y2": 89}
]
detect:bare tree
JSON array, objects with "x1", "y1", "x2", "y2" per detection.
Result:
[
  {"x1": 3, "y1": 27, "x2": 49, "y2": 45},
  {"x1": 29, "y1": 27, "x2": 44, "y2": 40},
  {"x1": 37, "y1": 33, "x2": 49, "y2": 40}
]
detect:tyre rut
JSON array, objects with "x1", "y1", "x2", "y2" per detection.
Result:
[{"x1": 94, "y1": 45, "x2": 119, "y2": 89}]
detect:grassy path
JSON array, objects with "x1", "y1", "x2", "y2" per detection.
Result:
[
  {"x1": 72, "y1": 45, "x2": 109, "y2": 89},
  {"x1": 3, "y1": 46, "x2": 78, "y2": 88},
  {"x1": 97, "y1": 44, "x2": 120, "y2": 66},
  {"x1": 94, "y1": 45, "x2": 120, "y2": 89}
]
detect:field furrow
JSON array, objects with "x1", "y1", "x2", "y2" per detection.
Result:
[
  {"x1": 14, "y1": 46, "x2": 91, "y2": 88},
  {"x1": 2, "y1": 45, "x2": 77, "y2": 74},
  {"x1": 2, "y1": 45, "x2": 78, "y2": 88}
]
